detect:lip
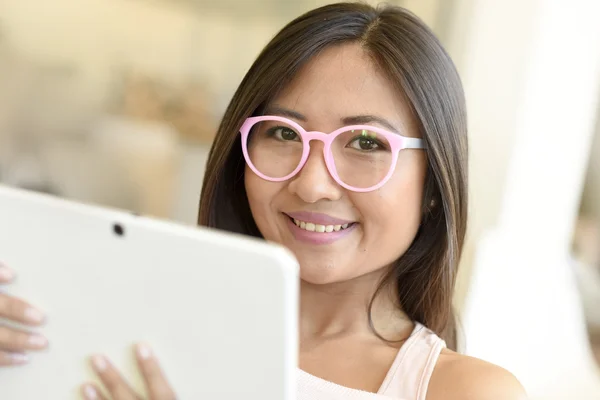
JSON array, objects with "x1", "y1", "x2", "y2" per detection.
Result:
[
  {"x1": 284, "y1": 211, "x2": 355, "y2": 226},
  {"x1": 283, "y1": 214, "x2": 358, "y2": 245}
]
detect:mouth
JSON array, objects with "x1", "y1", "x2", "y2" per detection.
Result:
[
  {"x1": 283, "y1": 212, "x2": 358, "y2": 245},
  {"x1": 286, "y1": 215, "x2": 356, "y2": 233}
]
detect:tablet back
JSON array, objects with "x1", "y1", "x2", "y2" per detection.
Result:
[{"x1": 0, "y1": 184, "x2": 299, "y2": 399}]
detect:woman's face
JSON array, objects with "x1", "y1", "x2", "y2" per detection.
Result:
[{"x1": 245, "y1": 43, "x2": 427, "y2": 285}]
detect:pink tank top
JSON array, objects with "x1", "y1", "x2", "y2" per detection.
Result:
[{"x1": 297, "y1": 323, "x2": 446, "y2": 400}]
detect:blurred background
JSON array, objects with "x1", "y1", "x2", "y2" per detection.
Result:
[{"x1": 0, "y1": 0, "x2": 599, "y2": 397}]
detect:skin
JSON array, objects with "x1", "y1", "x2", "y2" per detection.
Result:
[
  {"x1": 0, "y1": 43, "x2": 527, "y2": 400},
  {"x1": 245, "y1": 43, "x2": 425, "y2": 391}
]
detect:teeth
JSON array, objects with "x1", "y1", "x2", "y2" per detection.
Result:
[{"x1": 292, "y1": 218, "x2": 352, "y2": 233}]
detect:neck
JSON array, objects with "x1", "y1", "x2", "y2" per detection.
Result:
[{"x1": 299, "y1": 270, "x2": 413, "y2": 342}]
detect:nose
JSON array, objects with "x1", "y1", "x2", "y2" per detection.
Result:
[{"x1": 287, "y1": 141, "x2": 343, "y2": 203}]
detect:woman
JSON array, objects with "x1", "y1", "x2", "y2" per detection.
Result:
[{"x1": 0, "y1": 2, "x2": 527, "y2": 399}]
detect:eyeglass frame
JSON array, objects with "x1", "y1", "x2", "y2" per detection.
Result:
[{"x1": 239, "y1": 115, "x2": 426, "y2": 193}]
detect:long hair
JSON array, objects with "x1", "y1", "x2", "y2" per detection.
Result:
[{"x1": 198, "y1": 2, "x2": 468, "y2": 349}]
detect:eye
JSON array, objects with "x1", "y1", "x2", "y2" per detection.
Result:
[
  {"x1": 269, "y1": 126, "x2": 300, "y2": 141},
  {"x1": 347, "y1": 130, "x2": 384, "y2": 151},
  {"x1": 351, "y1": 136, "x2": 378, "y2": 150}
]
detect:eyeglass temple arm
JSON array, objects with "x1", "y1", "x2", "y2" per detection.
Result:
[{"x1": 403, "y1": 137, "x2": 427, "y2": 150}]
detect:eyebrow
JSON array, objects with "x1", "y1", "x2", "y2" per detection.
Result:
[
  {"x1": 263, "y1": 106, "x2": 307, "y2": 121},
  {"x1": 341, "y1": 115, "x2": 399, "y2": 133},
  {"x1": 263, "y1": 106, "x2": 401, "y2": 133}
]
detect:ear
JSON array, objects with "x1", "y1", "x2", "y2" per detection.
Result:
[{"x1": 422, "y1": 197, "x2": 437, "y2": 214}]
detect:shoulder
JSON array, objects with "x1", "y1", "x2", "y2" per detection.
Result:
[{"x1": 426, "y1": 349, "x2": 528, "y2": 400}]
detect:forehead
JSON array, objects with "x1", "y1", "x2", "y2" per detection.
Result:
[{"x1": 271, "y1": 43, "x2": 418, "y2": 135}]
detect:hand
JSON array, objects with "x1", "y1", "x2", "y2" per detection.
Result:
[
  {"x1": 0, "y1": 263, "x2": 48, "y2": 366},
  {"x1": 81, "y1": 343, "x2": 177, "y2": 400}
]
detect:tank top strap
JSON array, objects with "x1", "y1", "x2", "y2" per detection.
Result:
[{"x1": 377, "y1": 323, "x2": 446, "y2": 400}]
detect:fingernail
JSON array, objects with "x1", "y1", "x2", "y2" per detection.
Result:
[
  {"x1": 137, "y1": 343, "x2": 152, "y2": 360},
  {"x1": 0, "y1": 264, "x2": 14, "y2": 281},
  {"x1": 10, "y1": 353, "x2": 30, "y2": 364},
  {"x1": 92, "y1": 355, "x2": 107, "y2": 372},
  {"x1": 83, "y1": 385, "x2": 99, "y2": 400},
  {"x1": 24, "y1": 307, "x2": 45, "y2": 324},
  {"x1": 28, "y1": 334, "x2": 48, "y2": 348}
]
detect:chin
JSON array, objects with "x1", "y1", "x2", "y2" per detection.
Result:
[
  {"x1": 297, "y1": 261, "x2": 345, "y2": 285},
  {"x1": 297, "y1": 257, "x2": 366, "y2": 286},
  {"x1": 300, "y1": 272, "x2": 343, "y2": 286}
]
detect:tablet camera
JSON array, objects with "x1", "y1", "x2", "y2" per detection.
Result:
[{"x1": 112, "y1": 223, "x2": 125, "y2": 237}]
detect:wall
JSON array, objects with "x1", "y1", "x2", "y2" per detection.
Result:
[
  {"x1": 443, "y1": 0, "x2": 546, "y2": 309},
  {"x1": 0, "y1": 0, "x2": 283, "y2": 109}
]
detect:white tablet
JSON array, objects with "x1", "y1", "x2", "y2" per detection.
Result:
[{"x1": 0, "y1": 184, "x2": 299, "y2": 399}]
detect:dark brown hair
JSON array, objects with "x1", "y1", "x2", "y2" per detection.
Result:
[{"x1": 198, "y1": 2, "x2": 468, "y2": 349}]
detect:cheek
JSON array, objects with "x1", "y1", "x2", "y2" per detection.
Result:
[
  {"x1": 357, "y1": 158, "x2": 426, "y2": 259},
  {"x1": 244, "y1": 167, "x2": 280, "y2": 239},
  {"x1": 245, "y1": 168, "x2": 267, "y2": 221}
]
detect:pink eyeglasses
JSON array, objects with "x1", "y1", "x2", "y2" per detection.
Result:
[{"x1": 239, "y1": 115, "x2": 426, "y2": 192}]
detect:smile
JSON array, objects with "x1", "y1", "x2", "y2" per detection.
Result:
[
  {"x1": 291, "y1": 218, "x2": 352, "y2": 233},
  {"x1": 283, "y1": 212, "x2": 357, "y2": 245}
]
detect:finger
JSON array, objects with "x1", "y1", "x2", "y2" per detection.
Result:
[
  {"x1": 135, "y1": 344, "x2": 176, "y2": 400},
  {"x1": 0, "y1": 293, "x2": 46, "y2": 326},
  {"x1": 81, "y1": 383, "x2": 108, "y2": 400},
  {"x1": 0, "y1": 325, "x2": 48, "y2": 352},
  {"x1": 90, "y1": 355, "x2": 140, "y2": 400},
  {"x1": 0, "y1": 263, "x2": 15, "y2": 284},
  {"x1": 0, "y1": 351, "x2": 30, "y2": 366}
]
